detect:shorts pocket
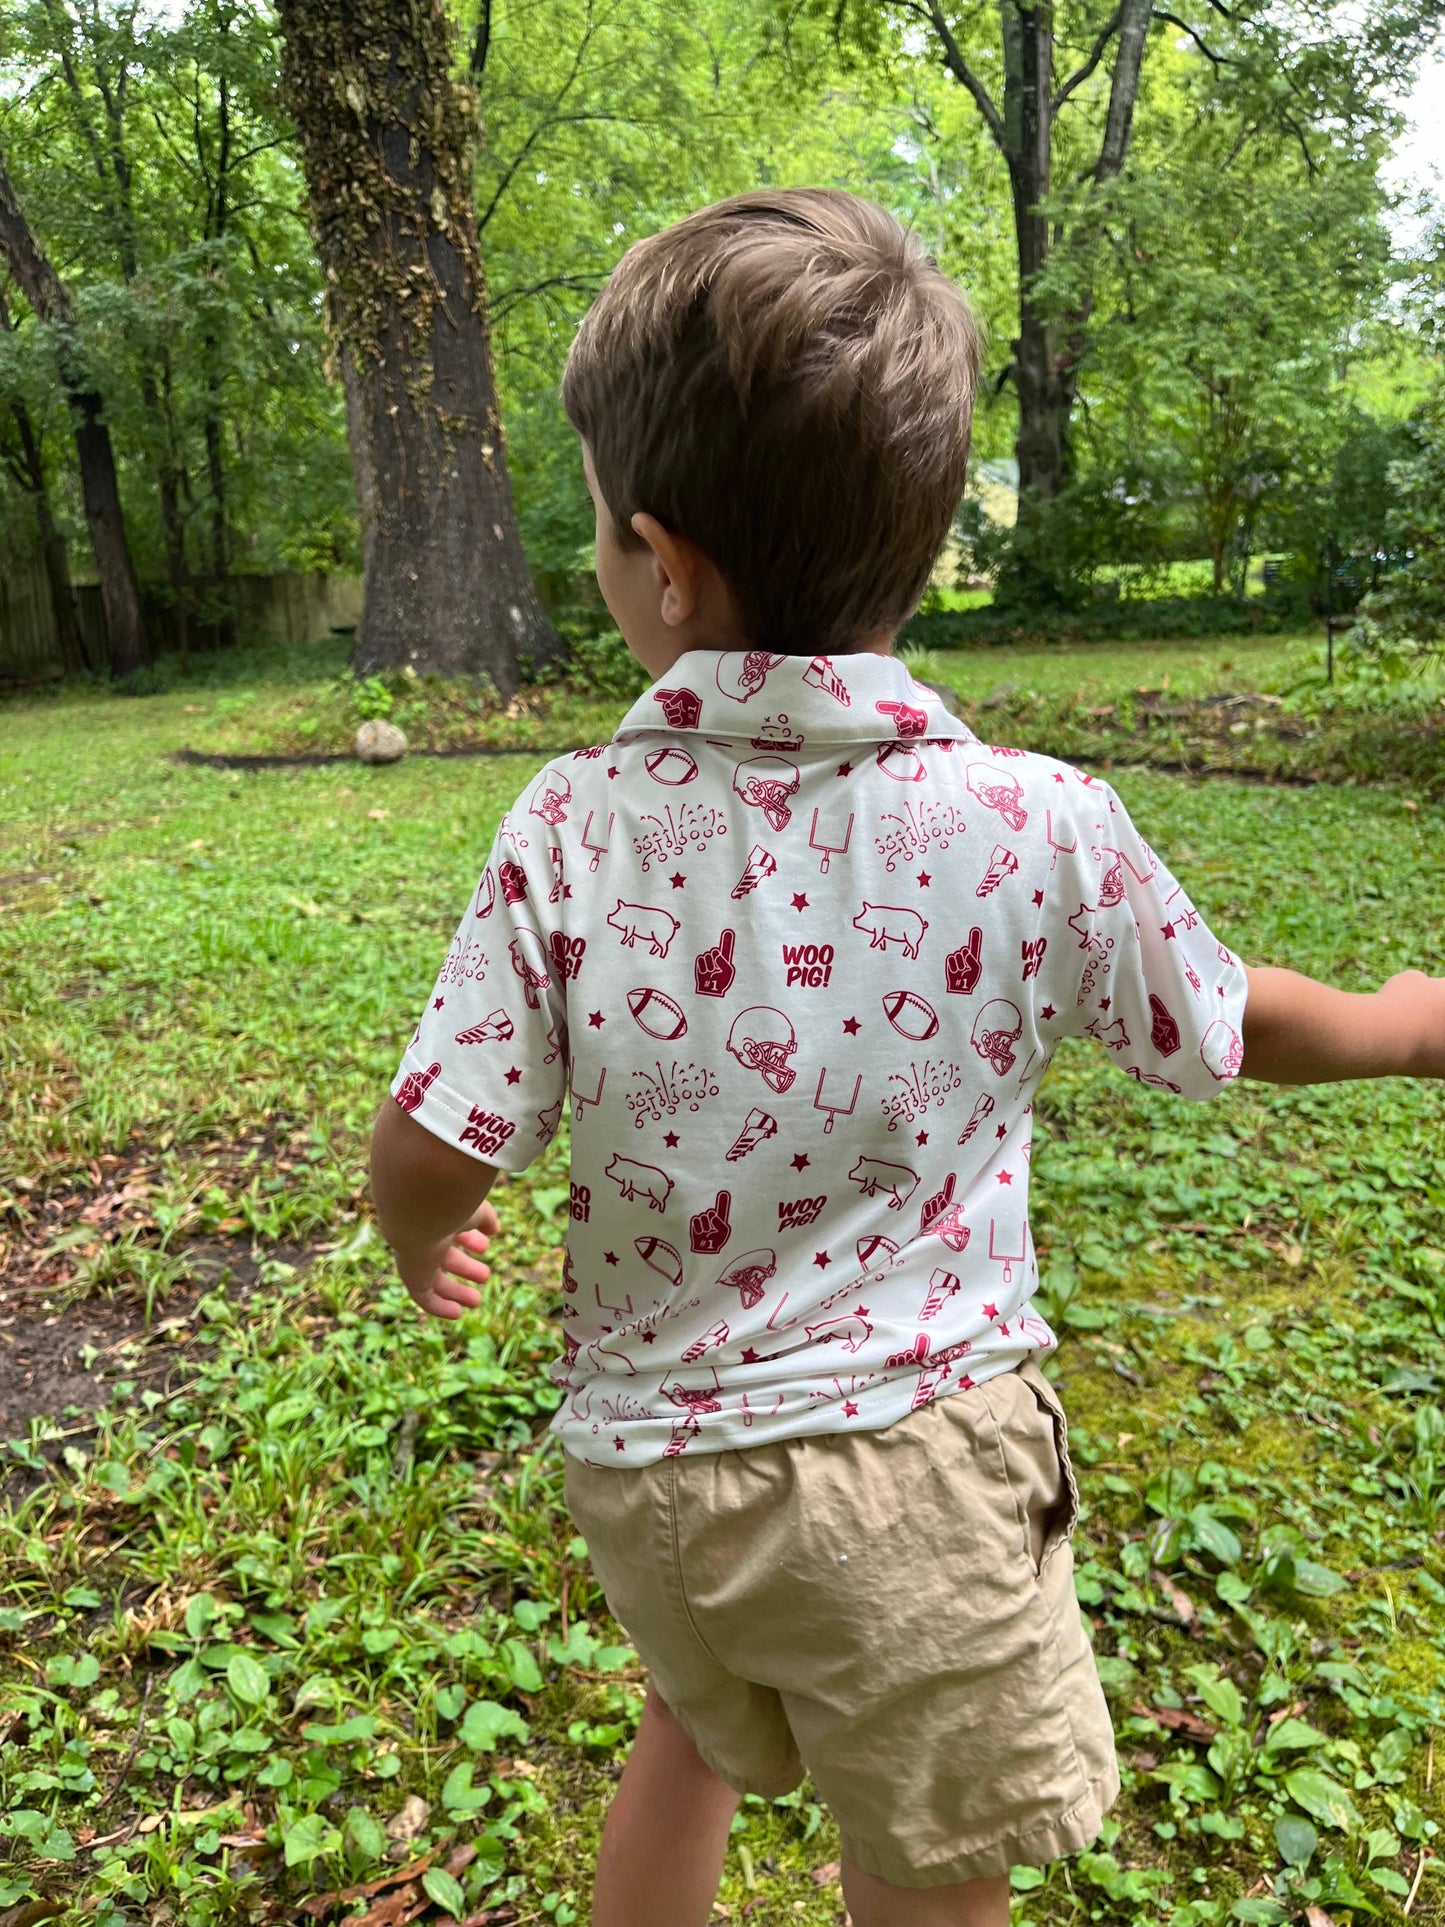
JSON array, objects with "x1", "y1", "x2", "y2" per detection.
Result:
[
  {"x1": 1024, "y1": 1372, "x2": 1078, "y2": 1564},
  {"x1": 1000, "y1": 1368, "x2": 1080, "y2": 1578}
]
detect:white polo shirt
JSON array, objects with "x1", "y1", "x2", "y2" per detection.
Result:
[{"x1": 393, "y1": 648, "x2": 1246, "y2": 1464}]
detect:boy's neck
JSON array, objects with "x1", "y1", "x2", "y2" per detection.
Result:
[{"x1": 634, "y1": 629, "x2": 897, "y2": 681}]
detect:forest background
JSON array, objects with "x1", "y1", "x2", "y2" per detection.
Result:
[{"x1": 3, "y1": 0, "x2": 1445, "y2": 695}]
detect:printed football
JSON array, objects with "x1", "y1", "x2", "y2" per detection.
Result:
[
  {"x1": 856, "y1": 1234, "x2": 899, "y2": 1275},
  {"x1": 635, "y1": 1236, "x2": 684, "y2": 1288},
  {"x1": 644, "y1": 745, "x2": 699, "y2": 785},
  {"x1": 882, "y1": 988, "x2": 940, "y2": 1041},
  {"x1": 627, "y1": 986, "x2": 689, "y2": 1041}
]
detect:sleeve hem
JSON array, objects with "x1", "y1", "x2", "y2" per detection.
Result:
[{"x1": 388, "y1": 1060, "x2": 552, "y2": 1174}]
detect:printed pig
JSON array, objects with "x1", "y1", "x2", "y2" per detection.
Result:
[
  {"x1": 606, "y1": 1152, "x2": 675, "y2": 1213},
  {"x1": 607, "y1": 899, "x2": 681, "y2": 959},
  {"x1": 804, "y1": 1311, "x2": 873, "y2": 1353},
  {"x1": 852, "y1": 901, "x2": 928, "y2": 960},
  {"x1": 848, "y1": 1155, "x2": 919, "y2": 1210}
]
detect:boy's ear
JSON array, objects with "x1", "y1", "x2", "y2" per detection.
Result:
[{"x1": 631, "y1": 511, "x2": 708, "y2": 627}]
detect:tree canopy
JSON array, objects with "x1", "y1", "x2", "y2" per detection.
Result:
[{"x1": 1, "y1": 0, "x2": 1442, "y2": 666}]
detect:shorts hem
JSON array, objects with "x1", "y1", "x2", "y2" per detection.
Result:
[{"x1": 836, "y1": 1752, "x2": 1121, "y2": 1888}]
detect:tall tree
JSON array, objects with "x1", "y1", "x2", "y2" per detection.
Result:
[
  {"x1": 274, "y1": 0, "x2": 559, "y2": 690},
  {"x1": 863, "y1": 0, "x2": 1445, "y2": 582},
  {"x1": 0, "y1": 285, "x2": 90, "y2": 672},
  {"x1": 0, "y1": 151, "x2": 148, "y2": 674}
]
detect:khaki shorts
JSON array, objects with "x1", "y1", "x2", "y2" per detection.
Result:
[{"x1": 563, "y1": 1361, "x2": 1119, "y2": 1887}]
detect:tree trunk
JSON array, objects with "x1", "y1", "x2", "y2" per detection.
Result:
[
  {"x1": 1004, "y1": 1, "x2": 1069, "y2": 502},
  {"x1": 275, "y1": 0, "x2": 559, "y2": 692},
  {"x1": 1, "y1": 290, "x2": 88, "y2": 672},
  {"x1": 35, "y1": 481, "x2": 88, "y2": 674},
  {"x1": 0, "y1": 152, "x2": 148, "y2": 674}
]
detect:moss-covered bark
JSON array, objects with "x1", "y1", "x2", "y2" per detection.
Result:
[{"x1": 275, "y1": 0, "x2": 559, "y2": 692}]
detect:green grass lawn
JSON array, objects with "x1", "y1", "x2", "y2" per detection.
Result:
[{"x1": 3, "y1": 640, "x2": 1445, "y2": 1926}]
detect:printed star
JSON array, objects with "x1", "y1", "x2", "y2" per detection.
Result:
[
  {"x1": 842, "y1": 1015, "x2": 861, "y2": 1035},
  {"x1": 588, "y1": 1010, "x2": 606, "y2": 1028},
  {"x1": 996, "y1": 1169, "x2": 1013, "y2": 1186},
  {"x1": 983, "y1": 1302, "x2": 998, "y2": 1320},
  {"x1": 604, "y1": 1251, "x2": 619, "y2": 1266},
  {"x1": 1032, "y1": 889, "x2": 1044, "y2": 907},
  {"x1": 813, "y1": 1250, "x2": 830, "y2": 1268},
  {"x1": 1099, "y1": 997, "x2": 1111, "y2": 1011},
  {"x1": 741, "y1": 1346, "x2": 762, "y2": 1364},
  {"x1": 607, "y1": 765, "x2": 620, "y2": 779},
  {"x1": 432, "y1": 996, "x2": 445, "y2": 1010},
  {"x1": 916, "y1": 1130, "x2": 929, "y2": 1146},
  {"x1": 1052, "y1": 773, "x2": 1065, "y2": 785},
  {"x1": 917, "y1": 870, "x2": 932, "y2": 888},
  {"x1": 791, "y1": 1152, "x2": 810, "y2": 1172},
  {"x1": 843, "y1": 1400, "x2": 859, "y2": 1417},
  {"x1": 836, "y1": 761, "x2": 852, "y2": 777},
  {"x1": 958, "y1": 1373, "x2": 975, "y2": 1389},
  {"x1": 562, "y1": 883, "x2": 573, "y2": 898},
  {"x1": 504, "y1": 1066, "x2": 522, "y2": 1085},
  {"x1": 1217, "y1": 984, "x2": 1226, "y2": 997},
  {"x1": 670, "y1": 871, "x2": 686, "y2": 889},
  {"x1": 641, "y1": 1331, "x2": 656, "y2": 1343},
  {"x1": 854, "y1": 1304, "x2": 870, "y2": 1317},
  {"x1": 614, "y1": 1436, "x2": 626, "y2": 1451},
  {"x1": 1160, "y1": 921, "x2": 1176, "y2": 941},
  {"x1": 791, "y1": 892, "x2": 810, "y2": 911},
  {"x1": 999, "y1": 1322, "x2": 1010, "y2": 1336},
  {"x1": 1041, "y1": 1004, "x2": 1056, "y2": 1020},
  {"x1": 663, "y1": 1131, "x2": 680, "y2": 1148},
  {"x1": 995, "y1": 1122, "x2": 1008, "y2": 1140}
]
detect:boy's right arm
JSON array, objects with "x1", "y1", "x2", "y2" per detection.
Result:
[{"x1": 1242, "y1": 966, "x2": 1445, "y2": 1085}]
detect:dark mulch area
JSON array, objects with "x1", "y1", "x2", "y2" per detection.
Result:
[
  {"x1": 172, "y1": 743, "x2": 591, "y2": 771},
  {"x1": 1, "y1": 1141, "x2": 324, "y2": 1494}
]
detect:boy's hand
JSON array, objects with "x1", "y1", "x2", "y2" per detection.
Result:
[{"x1": 393, "y1": 1202, "x2": 501, "y2": 1320}]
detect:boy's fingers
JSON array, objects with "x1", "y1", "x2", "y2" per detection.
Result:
[
  {"x1": 442, "y1": 1249, "x2": 490, "y2": 1284},
  {"x1": 455, "y1": 1228, "x2": 491, "y2": 1254}
]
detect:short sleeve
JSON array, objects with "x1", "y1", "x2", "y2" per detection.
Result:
[
  {"x1": 390, "y1": 810, "x2": 569, "y2": 1170},
  {"x1": 1052, "y1": 777, "x2": 1246, "y2": 1099}
]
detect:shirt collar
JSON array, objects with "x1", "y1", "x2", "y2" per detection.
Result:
[{"x1": 614, "y1": 648, "x2": 975, "y2": 749}]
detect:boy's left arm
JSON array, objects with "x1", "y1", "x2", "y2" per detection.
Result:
[
  {"x1": 370, "y1": 1101, "x2": 500, "y2": 1319},
  {"x1": 1242, "y1": 965, "x2": 1445, "y2": 1085}
]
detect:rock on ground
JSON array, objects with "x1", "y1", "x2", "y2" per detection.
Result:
[{"x1": 355, "y1": 719, "x2": 408, "y2": 763}]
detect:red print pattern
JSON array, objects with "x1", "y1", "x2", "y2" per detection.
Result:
[{"x1": 393, "y1": 648, "x2": 1246, "y2": 1464}]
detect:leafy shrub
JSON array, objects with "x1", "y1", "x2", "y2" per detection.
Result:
[
  {"x1": 1345, "y1": 388, "x2": 1445, "y2": 672},
  {"x1": 901, "y1": 591, "x2": 1298, "y2": 650},
  {"x1": 567, "y1": 628, "x2": 648, "y2": 699}
]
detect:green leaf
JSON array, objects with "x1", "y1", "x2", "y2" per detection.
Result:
[
  {"x1": 1188, "y1": 1506, "x2": 1242, "y2": 1567},
  {"x1": 422, "y1": 1868, "x2": 467, "y2": 1918},
  {"x1": 1010, "y1": 1867, "x2": 1047, "y2": 1890},
  {"x1": 1292, "y1": 1559, "x2": 1347, "y2": 1597},
  {"x1": 441, "y1": 1761, "x2": 492, "y2": 1814},
  {"x1": 1231, "y1": 1902, "x2": 1289, "y2": 1925},
  {"x1": 435, "y1": 1684, "x2": 466, "y2": 1721},
  {"x1": 300, "y1": 1715, "x2": 377, "y2": 1745},
  {"x1": 226, "y1": 1651, "x2": 271, "y2": 1707},
  {"x1": 360, "y1": 1626, "x2": 400, "y2": 1655},
  {"x1": 1184, "y1": 1665, "x2": 1244, "y2": 1729},
  {"x1": 501, "y1": 1638, "x2": 543, "y2": 1692},
  {"x1": 512, "y1": 1599, "x2": 553, "y2": 1632},
  {"x1": 1285, "y1": 1767, "x2": 1360, "y2": 1832},
  {"x1": 344, "y1": 1807, "x2": 386, "y2": 1865},
  {"x1": 1263, "y1": 1717, "x2": 1327, "y2": 1751},
  {"x1": 1274, "y1": 1814, "x2": 1318, "y2": 1866},
  {"x1": 1368, "y1": 1869, "x2": 1410, "y2": 1896},
  {"x1": 185, "y1": 1593, "x2": 217, "y2": 1640},
  {"x1": 283, "y1": 1813, "x2": 341, "y2": 1867},
  {"x1": 460, "y1": 1699, "x2": 529, "y2": 1752}
]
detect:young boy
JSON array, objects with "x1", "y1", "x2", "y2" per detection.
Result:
[{"x1": 370, "y1": 190, "x2": 1444, "y2": 1924}]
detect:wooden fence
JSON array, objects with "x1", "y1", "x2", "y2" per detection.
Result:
[{"x1": 0, "y1": 553, "x2": 363, "y2": 681}]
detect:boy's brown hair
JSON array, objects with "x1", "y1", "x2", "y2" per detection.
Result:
[{"x1": 562, "y1": 189, "x2": 982, "y2": 657}]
